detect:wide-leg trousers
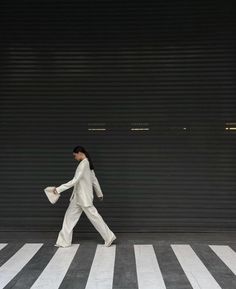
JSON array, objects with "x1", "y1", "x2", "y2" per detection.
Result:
[{"x1": 55, "y1": 198, "x2": 115, "y2": 247}]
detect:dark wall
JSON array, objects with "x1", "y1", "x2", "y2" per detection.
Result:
[{"x1": 1, "y1": 1, "x2": 236, "y2": 232}]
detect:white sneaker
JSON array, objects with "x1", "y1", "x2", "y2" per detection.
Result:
[
  {"x1": 54, "y1": 244, "x2": 71, "y2": 248},
  {"x1": 104, "y1": 235, "x2": 116, "y2": 247}
]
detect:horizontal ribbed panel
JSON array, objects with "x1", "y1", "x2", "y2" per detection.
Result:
[{"x1": 0, "y1": 1, "x2": 235, "y2": 232}]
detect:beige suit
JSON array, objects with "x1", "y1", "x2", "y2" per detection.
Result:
[
  {"x1": 56, "y1": 158, "x2": 103, "y2": 207},
  {"x1": 55, "y1": 158, "x2": 115, "y2": 247}
]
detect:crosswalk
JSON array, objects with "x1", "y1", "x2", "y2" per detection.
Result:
[
  {"x1": 172, "y1": 244, "x2": 222, "y2": 289},
  {"x1": 0, "y1": 244, "x2": 43, "y2": 288},
  {"x1": 134, "y1": 245, "x2": 166, "y2": 289},
  {"x1": 85, "y1": 245, "x2": 116, "y2": 289},
  {"x1": 0, "y1": 242, "x2": 236, "y2": 289},
  {"x1": 209, "y1": 245, "x2": 236, "y2": 275},
  {"x1": 30, "y1": 244, "x2": 79, "y2": 289}
]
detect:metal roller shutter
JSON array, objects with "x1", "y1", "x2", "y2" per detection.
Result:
[{"x1": 0, "y1": 1, "x2": 235, "y2": 232}]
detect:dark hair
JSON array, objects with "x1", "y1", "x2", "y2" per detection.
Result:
[{"x1": 73, "y1": 145, "x2": 94, "y2": 170}]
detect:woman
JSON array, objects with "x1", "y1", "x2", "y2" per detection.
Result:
[{"x1": 53, "y1": 145, "x2": 116, "y2": 248}]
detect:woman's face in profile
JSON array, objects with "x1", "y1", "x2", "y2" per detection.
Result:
[{"x1": 73, "y1": 152, "x2": 80, "y2": 161}]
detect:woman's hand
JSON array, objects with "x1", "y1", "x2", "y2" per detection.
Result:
[
  {"x1": 53, "y1": 187, "x2": 59, "y2": 195},
  {"x1": 98, "y1": 196, "x2": 103, "y2": 201}
]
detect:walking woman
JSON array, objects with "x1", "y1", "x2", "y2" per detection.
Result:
[{"x1": 53, "y1": 145, "x2": 116, "y2": 248}]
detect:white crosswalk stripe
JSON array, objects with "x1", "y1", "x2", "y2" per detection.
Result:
[
  {"x1": 134, "y1": 245, "x2": 166, "y2": 289},
  {"x1": 85, "y1": 244, "x2": 116, "y2": 289},
  {"x1": 209, "y1": 245, "x2": 236, "y2": 275},
  {"x1": 0, "y1": 244, "x2": 7, "y2": 251},
  {"x1": 30, "y1": 244, "x2": 79, "y2": 289},
  {"x1": 0, "y1": 243, "x2": 43, "y2": 289},
  {"x1": 171, "y1": 244, "x2": 222, "y2": 289}
]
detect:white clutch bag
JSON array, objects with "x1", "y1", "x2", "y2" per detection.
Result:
[{"x1": 44, "y1": 186, "x2": 60, "y2": 204}]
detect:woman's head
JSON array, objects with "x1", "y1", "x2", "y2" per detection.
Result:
[{"x1": 72, "y1": 145, "x2": 94, "y2": 170}]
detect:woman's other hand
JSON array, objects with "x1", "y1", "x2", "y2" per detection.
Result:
[{"x1": 53, "y1": 187, "x2": 59, "y2": 195}]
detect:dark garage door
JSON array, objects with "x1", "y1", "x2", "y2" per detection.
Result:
[{"x1": 0, "y1": 1, "x2": 235, "y2": 232}]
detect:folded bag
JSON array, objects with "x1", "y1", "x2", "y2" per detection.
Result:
[{"x1": 44, "y1": 186, "x2": 60, "y2": 204}]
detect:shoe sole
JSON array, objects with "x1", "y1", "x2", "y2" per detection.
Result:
[{"x1": 105, "y1": 236, "x2": 116, "y2": 247}]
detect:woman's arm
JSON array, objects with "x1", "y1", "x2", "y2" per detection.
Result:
[
  {"x1": 55, "y1": 162, "x2": 85, "y2": 194},
  {"x1": 91, "y1": 170, "x2": 103, "y2": 198}
]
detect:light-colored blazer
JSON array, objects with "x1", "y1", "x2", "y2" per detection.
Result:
[{"x1": 56, "y1": 158, "x2": 103, "y2": 207}]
